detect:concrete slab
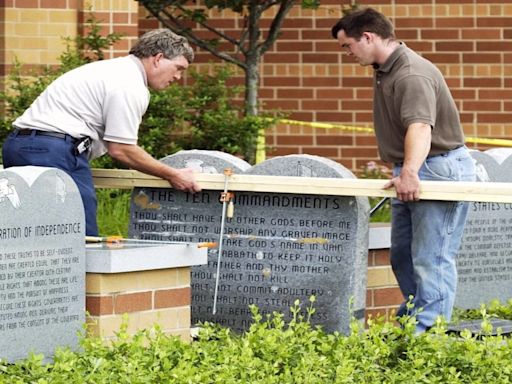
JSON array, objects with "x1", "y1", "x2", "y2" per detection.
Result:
[{"x1": 86, "y1": 243, "x2": 207, "y2": 273}]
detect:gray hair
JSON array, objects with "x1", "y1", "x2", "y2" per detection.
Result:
[{"x1": 129, "y1": 29, "x2": 194, "y2": 63}]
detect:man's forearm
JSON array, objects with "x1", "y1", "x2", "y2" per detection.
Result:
[
  {"x1": 106, "y1": 142, "x2": 176, "y2": 179},
  {"x1": 385, "y1": 122, "x2": 432, "y2": 201},
  {"x1": 402, "y1": 123, "x2": 432, "y2": 175},
  {"x1": 106, "y1": 142, "x2": 201, "y2": 193}
]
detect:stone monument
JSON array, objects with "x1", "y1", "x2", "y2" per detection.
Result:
[
  {"x1": 455, "y1": 149, "x2": 512, "y2": 309},
  {"x1": 0, "y1": 166, "x2": 85, "y2": 362},
  {"x1": 130, "y1": 151, "x2": 369, "y2": 333}
]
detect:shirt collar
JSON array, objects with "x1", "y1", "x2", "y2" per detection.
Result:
[
  {"x1": 373, "y1": 41, "x2": 406, "y2": 73},
  {"x1": 129, "y1": 54, "x2": 148, "y2": 87}
]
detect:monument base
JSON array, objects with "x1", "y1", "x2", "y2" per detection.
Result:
[
  {"x1": 85, "y1": 243, "x2": 207, "y2": 341},
  {"x1": 447, "y1": 318, "x2": 512, "y2": 337}
]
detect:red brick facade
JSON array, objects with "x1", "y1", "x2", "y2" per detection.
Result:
[
  {"x1": 2, "y1": 1, "x2": 511, "y2": 172},
  {"x1": 138, "y1": 2, "x2": 511, "y2": 171}
]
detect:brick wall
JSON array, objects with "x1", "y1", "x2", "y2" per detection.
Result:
[
  {"x1": 139, "y1": 1, "x2": 512, "y2": 172},
  {"x1": 86, "y1": 267, "x2": 193, "y2": 340},
  {"x1": 1, "y1": 0, "x2": 78, "y2": 75},
  {"x1": 367, "y1": 248, "x2": 401, "y2": 321},
  {"x1": 2, "y1": 2, "x2": 511, "y2": 172},
  {"x1": 0, "y1": 0, "x2": 139, "y2": 77}
]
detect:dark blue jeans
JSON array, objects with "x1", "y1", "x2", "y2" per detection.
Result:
[{"x1": 2, "y1": 130, "x2": 98, "y2": 236}]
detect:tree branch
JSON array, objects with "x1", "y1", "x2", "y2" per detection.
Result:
[
  {"x1": 258, "y1": 0, "x2": 296, "y2": 55},
  {"x1": 141, "y1": 2, "x2": 247, "y2": 69},
  {"x1": 173, "y1": 3, "x2": 243, "y2": 49}
]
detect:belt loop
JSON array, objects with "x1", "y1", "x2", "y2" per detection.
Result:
[{"x1": 13, "y1": 128, "x2": 35, "y2": 138}]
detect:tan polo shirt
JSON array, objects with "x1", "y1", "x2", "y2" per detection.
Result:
[{"x1": 373, "y1": 43, "x2": 465, "y2": 164}]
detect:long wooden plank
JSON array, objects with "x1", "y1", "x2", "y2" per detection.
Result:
[{"x1": 91, "y1": 168, "x2": 512, "y2": 203}]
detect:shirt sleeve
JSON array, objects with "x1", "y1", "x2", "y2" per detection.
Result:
[
  {"x1": 102, "y1": 87, "x2": 150, "y2": 144},
  {"x1": 395, "y1": 74, "x2": 437, "y2": 129}
]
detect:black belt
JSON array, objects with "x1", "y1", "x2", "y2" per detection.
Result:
[
  {"x1": 16, "y1": 129, "x2": 76, "y2": 141},
  {"x1": 395, "y1": 146, "x2": 465, "y2": 166}
]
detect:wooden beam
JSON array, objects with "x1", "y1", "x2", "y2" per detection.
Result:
[{"x1": 91, "y1": 168, "x2": 512, "y2": 203}]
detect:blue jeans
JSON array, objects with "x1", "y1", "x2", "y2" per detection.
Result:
[
  {"x1": 2, "y1": 130, "x2": 98, "y2": 236},
  {"x1": 390, "y1": 146, "x2": 475, "y2": 333}
]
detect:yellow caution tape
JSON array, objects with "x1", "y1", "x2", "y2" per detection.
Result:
[
  {"x1": 255, "y1": 127, "x2": 267, "y2": 164},
  {"x1": 465, "y1": 137, "x2": 512, "y2": 147},
  {"x1": 278, "y1": 119, "x2": 512, "y2": 147},
  {"x1": 278, "y1": 119, "x2": 374, "y2": 133},
  {"x1": 255, "y1": 118, "x2": 512, "y2": 163}
]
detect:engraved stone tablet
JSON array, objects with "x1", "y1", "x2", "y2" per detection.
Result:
[
  {"x1": 130, "y1": 152, "x2": 370, "y2": 333},
  {"x1": 0, "y1": 166, "x2": 85, "y2": 362},
  {"x1": 129, "y1": 150, "x2": 250, "y2": 240},
  {"x1": 160, "y1": 149, "x2": 252, "y2": 174},
  {"x1": 455, "y1": 149, "x2": 512, "y2": 309},
  {"x1": 243, "y1": 155, "x2": 370, "y2": 332}
]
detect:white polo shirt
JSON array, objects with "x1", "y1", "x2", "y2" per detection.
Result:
[{"x1": 13, "y1": 55, "x2": 150, "y2": 159}]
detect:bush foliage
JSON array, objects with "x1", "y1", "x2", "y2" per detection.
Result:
[
  {"x1": 359, "y1": 161, "x2": 392, "y2": 222},
  {"x1": 2, "y1": 300, "x2": 512, "y2": 383}
]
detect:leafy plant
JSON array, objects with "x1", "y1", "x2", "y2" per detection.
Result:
[
  {"x1": 454, "y1": 299, "x2": 512, "y2": 322},
  {"x1": 2, "y1": 299, "x2": 512, "y2": 383},
  {"x1": 359, "y1": 161, "x2": 392, "y2": 222},
  {"x1": 172, "y1": 66, "x2": 277, "y2": 163},
  {"x1": 96, "y1": 189, "x2": 131, "y2": 237}
]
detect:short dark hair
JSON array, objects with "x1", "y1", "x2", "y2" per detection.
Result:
[
  {"x1": 331, "y1": 7, "x2": 395, "y2": 41},
  {"x1": 129, "y1": 29, "x2": 194, "y2": 63}
]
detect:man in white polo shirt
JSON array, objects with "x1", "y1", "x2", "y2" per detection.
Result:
[{"x1": 2, "y1": 29, "x2": 201, "y2": 236}]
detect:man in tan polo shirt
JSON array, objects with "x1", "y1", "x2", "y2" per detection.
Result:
[{"x1": 332, "y1": 7, "x2": 476, "y2": 334}]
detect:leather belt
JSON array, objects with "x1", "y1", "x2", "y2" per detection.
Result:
[{"x1": 16, "y1": 129, "x2": 75, "y2": 141}]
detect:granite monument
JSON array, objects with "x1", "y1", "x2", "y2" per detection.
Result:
[
  {"x1": 0, "y1": 166, "x2": 85, "y2": 362},
  {"x1": 130, "y1": 151, "x2": 370, "y2": 333},
  {"x1": 455, "y1": 149, "x2": 512, "y2": 309}
]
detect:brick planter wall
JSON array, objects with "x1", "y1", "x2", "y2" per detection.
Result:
[
  {"x1": 86, "y1": 268, "x2": 193, "y2": 341},
  {"x1": 367, "y1": 248, "x2": 401, "y2": 321},
  {"x1": 84, "y1": 225, "x2": 399, "y2": 337}
]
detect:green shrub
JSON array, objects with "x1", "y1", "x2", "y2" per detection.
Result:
[
  {"x1": 96, "y1": 189, "x2": 131, "y2": 237},
  {"x1": 359, "y1": 161, "x2": 392, "y2": 223},
  {"x1": 2, "y1": 301, "x2": 512, "y2": 383},
  {"x1": 172, "y1": 67, "x2": 275, "y2": 164},
  {"x1": 454, "y1": 299, "x2": 512, "y2": 322}
]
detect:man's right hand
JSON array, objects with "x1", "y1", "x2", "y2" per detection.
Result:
[
  {"x1": 107, "y1": 142, "x2": 201, "y2": 193},
  {"x1": 383, "y1": 168, "x2": 421, "y2": 202},
  {"x1": 166, "y1": 167, "x2": 202, "y2": 194}
]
